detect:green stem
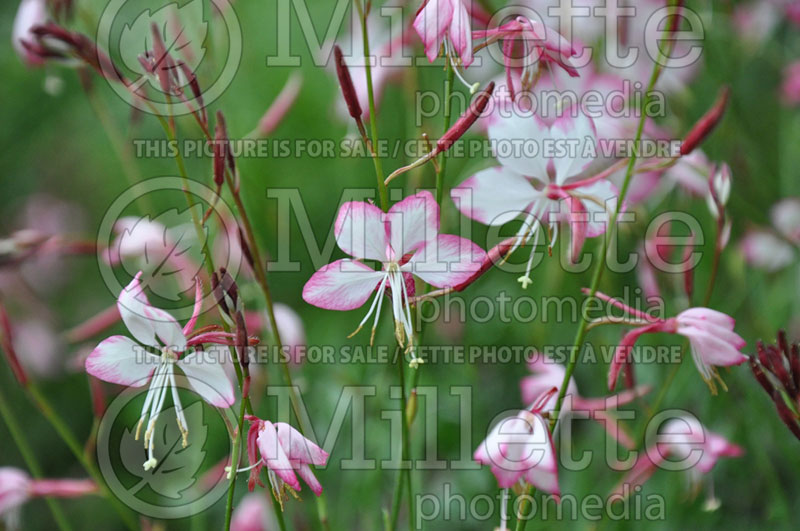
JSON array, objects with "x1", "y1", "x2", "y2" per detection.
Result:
[
  {"x1": 436, "y1": 59, "x2": 456, "y2": 206},
  {"x1": 513, "y1": 485, "x2": 536, "y2": 531},
  {"x1": 389, "y1": 348, "x2": 411, "y2": 531},
  {"x1": 223, "y1": 396, "x2": 249, "y2": 530},
  {"x1": 355, "y1": 0, "x2": 389, "y2": 211},
  {"x1": 0, "y1": 385, "x2": 72, "y2": 531}
]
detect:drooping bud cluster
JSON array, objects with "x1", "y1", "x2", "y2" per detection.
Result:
[{"x1": 750, "y1": 331, "x2": 800, "y2": 441}]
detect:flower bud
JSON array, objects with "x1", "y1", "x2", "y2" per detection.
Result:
[
  {"x1": 680, "y1": 86, "x2": 729, "y2": 156},
  {"x1": 333, "y1": 45, "x2": 362, "y2": 120}
]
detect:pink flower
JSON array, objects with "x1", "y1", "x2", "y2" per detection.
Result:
[
  {"x1": 231, "y1": 493, "x2": 277, "y2": 531},
  {"x1": 473, "y1": 389, "x2": 560, "y2": 496},
  {"x1": 608, "y1": 305, "x2": 747, "y2": 391},
  {"x1": 12, "y1": 0, "x2": 48, "y2": 66},
  {"x1": 85, "y1": 272, "x2": 236, "y2": 470},
  {"x1": 473, "y1": 15, "x2": 579, "y2": 89},
  {"x1": 781, "y1": 61, "x2": 800, "y2": 106},
  {"x1": 302, "y1": 191, "x2": 485, "y2": 365},
  {"x1": 244, "y1": 416, "x2": 329, "y2": 507},
  {"x1": 413, "y1": 0, "x2": 474, "y2": 67},
  {"x1": 0, "y1": 467, "x2": 96, "y2": 526},
  {"x1": 521, "y1": 358, "x2": 649, "y2": 448},
  {"x1": 738, "y1": 197, "x2": 800, "y2": 271},
  {"x1": 452, "y1": 110, "x2": 619, "y2": 288},
  {"x1": 245, "y1": 304, "x2": 306, "y2": 364},
  {"x1": 612, "y1": 416, "x2": 742, "y2": 502}
]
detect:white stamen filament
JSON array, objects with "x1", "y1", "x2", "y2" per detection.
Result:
[{"x1": 443, "y1": 40, "x2": 479, "y2": 94}]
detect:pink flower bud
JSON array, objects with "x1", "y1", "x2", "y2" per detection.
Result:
[{"x1": 680, "y1": 86, "x2": 730, "y2": 156}]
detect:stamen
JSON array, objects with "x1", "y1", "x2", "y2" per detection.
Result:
[
  {"x1": 348, "y1": 273, "x2": 389, "y2": 341},
  {"x1": 169, "y1": 370, "x2": 188, "y2": 447}
]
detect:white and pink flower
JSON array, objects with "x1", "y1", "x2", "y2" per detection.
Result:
[
  {"x1": 739, "y1": 197, "x2": 800, "y2": 271},
  {"x1": 12, "y1": 0, "x2": 48, "y2": 66},
  {"x1": 85, "y1": 272, "x2": 236, "y2": 470},
  {"x1": 413, "y1": 0, "x2": 474, "y2": 68},
  {"x1": 302, "y1": 191, "x2": 485, "y2": 366},
  {"x1": 608, "y1": 304, "x2": 747, "y2": 391},
  {"x1": 474, "y1": 389, "x2": 560, "y2": 496},
  {"x1": 244, "y1": 416, "x2": 329, "y2": 508},
  {"x1": 612, "y1": 416, "x2": 742, "y2": 504},
  {"x1": 452, "y1": 110, "x2": 618, "y2": 288}
]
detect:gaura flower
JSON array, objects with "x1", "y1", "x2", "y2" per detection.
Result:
[
  {"x1": 474, "y1": 388, "x2": 560, "y2": 497},
  {"x1": 243, "y1": 416, "x2": 329, "y2": 509},
  {"x1": 0, "y1": 467, "x2": 96, "y2": 527},
  {"x1": 85, "y1": 272, "x2": 236, "y2": 470},
  {"x1": 231, "y1": 492, "x2": 277, "y2": 531},
  {"x1": 607, "y1": 302, "x2": 747, "y2": 393},
  {"x1": 521, "y1": 357, "x2": 649, "y2": 448},
  {"x1": 473, "y1": 15, "x2": 579, "y2": 93},
  {"x1": 739, "y1": 197, "x2": 800, "y2": 272},
  {"x1": 302, "y1": 191, "x2": 485, "y2": 366},
  {"x1": 413, "y1": 0, "x2": 474, "y2": 68},
  {"x1": 611, "y1": 416, "x2": 742, "y2": 506},
  {"x1": 452, "y1": 110, "x2": 619, "y2": 289}
]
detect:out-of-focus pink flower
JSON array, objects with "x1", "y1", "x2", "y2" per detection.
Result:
[
  {"x1": 244, "y1": 416, "x2": 328, "y2": 507},
  {"x1": 663, "y1": 150, "x2": 717, "y2": 198},
  {"x1": 521, "y1": 357, "x2": 649, "y2": 448},
  {"x1": 608, "y1": 305, "x2": 747, "y2": 391},
  {"x1": 636, "y1": 243, "x2": 662, "y2": 301},
  {"x1": 452, "y1": 109, "x2": 619, "y2": 288},
  {"x1": 771, "y1": 198, "x2": 800, "y2": 244},
  {"x1": 0, "y1": 467, "x2": 96, "y2": 526},
  {"x1": 12, "y1": 0, "x2": 48, "y2": 66},
  {"x1": 245, "y1": 304, "x2": 306, "y2": 364},
  {"x1": 231, "y1": 493, "x2": 277, "y2": 531},
  {"x1": 612, "y1": 416, "x2": 741, "y2": 501},
  {"x1": 302, "y1": 191, "x2": 485, "y2": 366},
  {"x1": 474, "y1": 389, "x2": 560, "y2": 496},
  {"x1": 85, "y1": 272, "x2": 236, "y2": 470},
  {"x1": 739, "y1": 230, "x2": 795, "y2": 272},
  {"x1": 739, "y1": 197, "x2": 800, "y2": 271},
  {"x1": 413, "y1": 0, "x2": 474, "y2": 67},
  {"x1": 781, "y1": 61, "x2": 800, "y2": 105},
  {"x1": 733, "y1": 1, "x2": 779, "y2": 45},
  {"x1": 522, "y1": 0, "x2": 607, "y2": 44},
  {"x1": 13, "y1": 318, "x2": 62, "y2": 378},
  {"x1": 786, "y1": 0, "x2": 800, "y2": 27}
]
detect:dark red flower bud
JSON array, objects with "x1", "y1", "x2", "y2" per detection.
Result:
[
  {"x1": 436, "y1": 82, "x2": 495, "y2": 153},
  {"x1": 773, "y1": 390, "x2": 800, "y2": 441},
  {"x1": 333, "y1": 45, "x2": 362, "y2": 120},
  {"x1": 680, "y1": 86, "x2": 730, "y2": 156}
]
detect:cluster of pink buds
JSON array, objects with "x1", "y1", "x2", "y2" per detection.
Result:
[{"x1": 750, "y1": 330, "x2": 800, "y2": 441}]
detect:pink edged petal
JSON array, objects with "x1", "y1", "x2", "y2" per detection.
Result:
[
  {"x1": 448, "y1": 0, "x2": 473, "y2": 67},
  {"x1": 387, "y1": 191, "x2": 440, "y2": 257},
  {"x1": 677, "y1": 307, "x2": 735, "y2": 328},
  {"x1": 142, "y1": 305, "x2": 187, "y2": 351},
  {"x1": 0, "y1": 467, "x2": 31, "y2": 514},
  {"x1": 275, "y1": 422, "x2": 329, "y2": 466},
  {"x1": 413, "y1": 0, "x2": 454, "y2": 63},
  {"x1": 451, "y1": 167, "x2": 540, "y2": 226},
  {"x1": 402, "y1": 234, "x2": 486, "y2": 288},
  {"x1": 608, "y1": 324, "x2": 661, "y2": 390},
  {"x1": 257, "y1": 421, "x2": 301, "y2": 491},
  {"x1": 738, "y1": 230, "x2": 795, "y2": 272},
  {"x1": 294, "y1": 462, "x2": 324, "y2": 496},
  {"x1": 302, "y1": 259, "x2": 384, "y2": 311},
  {"x1": 550, "y1": 111, "x2": 597, "y2": 184},
  {"x1": 334, "y1": 201, "x2": 388, "y2": 261},
  {"x1": 85, "y1": 335, "x2": 160, "y2": 386},
  {"x1": 177, "y1": 350, "x2": 236, "y2": 407},
  {"x1": 575, "y1": 179, "x2": 620, "y2": 237},
  {"x1": 183, "y1": 278, "x2": 203, "y2": 336},
  {"x1": 488, "y1": 113, "x2": 551, "y2": 181},
  {"x1": 117, "y1": 272, "x2": 160, "y2": 347},
  {"x1": 680, "y1": 327, "x2": 747, "y2": 368}
]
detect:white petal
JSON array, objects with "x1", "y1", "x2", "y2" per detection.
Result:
[
  {"x1": 386, "y1": 191, "x2": 439, "y2": 257},
  {"x1": 85, "y1": 336, "x2": 160, "y2": 386},
  {"x1": 334, "y1": 201, "x2": 388, "y2": 261},
  {"x1": 177, "y1": 351, "x2": 235, "y2": 407},
  {"x1": 451, "y1": 166, "x2": 540, "y2": 226},
  {"x1": 488, "y1": 113, "x2": 551, "y2": 182}
]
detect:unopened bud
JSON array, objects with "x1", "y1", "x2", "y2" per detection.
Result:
[
  {"x1": 680, "y1": 86, "x2": 729, "y2": 156},
  {"x1": 333, "y1": 45, "x2": 362, "y2": 120}
]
